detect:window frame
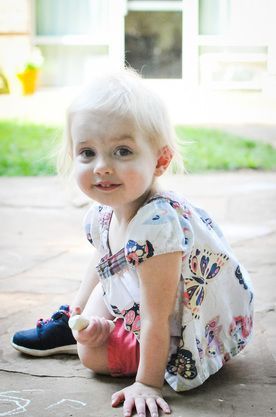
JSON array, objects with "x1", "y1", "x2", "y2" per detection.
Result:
[{"x1": 31, "y1": 0, "x2": 269, "y2": 89}]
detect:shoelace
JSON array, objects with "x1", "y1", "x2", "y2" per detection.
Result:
[{"x1": 36, "y1": 309, "x2": 70, "y2": 328}]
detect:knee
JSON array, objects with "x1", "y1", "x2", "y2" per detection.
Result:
[
  {"x1": 77, "y1": 345, "x2": 93, "y2": 369},
  {"x1": 77, "y1": 344, "x2": 109, "y2": 374}
]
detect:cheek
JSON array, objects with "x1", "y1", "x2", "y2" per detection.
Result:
[
  {"x1": 74, "y1": 163, "x2": 91, "y2": 188},
  {"x1": 124, "y1": 167, "x2": 153, "y2": 190}
]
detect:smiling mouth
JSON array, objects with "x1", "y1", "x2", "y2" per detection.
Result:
[{"x1": 94, "y1": 183, "x2": 121, "y2": 191}]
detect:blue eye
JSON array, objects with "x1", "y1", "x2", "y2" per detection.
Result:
[
  {"x1": 80, "y1": 149, "x2": 95, "y2": 158},
  {"x1": 114, "y1": 147, "x2": 132, "y2": 157}
]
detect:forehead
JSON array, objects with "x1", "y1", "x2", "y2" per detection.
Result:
[{"x1": 70, "y1": 111, "x2": 138, "y2": 142}]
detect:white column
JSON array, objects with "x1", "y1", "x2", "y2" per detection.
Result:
[
  {"x1": 262, "y1": 0, "x2": 276, "y2": 97},
  {"x1": 182, "y1": 0, "x2": 199, "y2": 86},
  {"x1": 108, "y1": 0, "x2": 127, "y2": 69}
]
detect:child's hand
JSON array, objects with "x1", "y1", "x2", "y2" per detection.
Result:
[
  {"x1": 70, "y1": 306, "x2": 82, "y2": 317},
  {"x1": 111, "y1": 382, "x2": 171, "y2": 417},
  {"x1": 72, "y1": 315, "x2": 111, "y2": 348}
]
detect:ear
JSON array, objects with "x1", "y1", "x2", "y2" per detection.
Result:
[{"x1": 155, "y1": 145, "x2": 173, "y2": 176}]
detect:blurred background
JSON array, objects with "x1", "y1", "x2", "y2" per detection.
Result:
[
  {"x1": 1, "y1": 0, "x2": 276, "y2": 91},
  {"x1": 0, "y1": 0, "x2": 276, "y2": 175}
]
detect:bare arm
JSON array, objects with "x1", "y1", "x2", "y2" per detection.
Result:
[
  {"x1": 136, "y1": 251, "x2": 182, "y2": 388},
  {"x1": 112, "y1": 251, "x2": 182, "y2": 417}
]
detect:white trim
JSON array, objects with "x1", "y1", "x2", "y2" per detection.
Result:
[
  {"x1": 199, "y1": 53, "x2": 267, "y2": 63},
  {"x1": 109, "y1": 0, "x2": 126, "y2": 68},
  {"x1": 220, "y1": 0, "x2": 229, "y2": 30},
  {"x1": 30, "y1": 0, "x2": 36, "y2": 42},
  {"x1": 198, "y1": 36, "x2": 269, "y2": 48},
  {"x1": 29, "y1": 0, "x2": 36, "y2": 40},
  {"x1": 32, "y1": 35, "x2": 109, "y2": 46},
  {"x1": 127, "y1": 1, "x2": 182, "y2": 11},
  {"x1": 182, "y1": 0, "x2": 198, "y2": 85},
  {"x1": 202, "y1": 81, "x2": 265, "y2": 90}
]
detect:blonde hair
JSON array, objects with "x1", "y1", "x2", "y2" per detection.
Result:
[{"x1": 57, "y1": 67, "x2": 184, "y2": 176}]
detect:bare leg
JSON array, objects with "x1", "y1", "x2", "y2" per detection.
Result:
[
  {"x1": 75, "y1": 282, "x2": 113, "y2": 374},
  {"x1": 82, "y1": 282, "x2": 113, "y2": 319},
  {"x1": 71, "y1": 249, "x2": 101, "y2": 312}
]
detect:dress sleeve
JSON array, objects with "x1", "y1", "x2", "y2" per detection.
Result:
[
  {"x1": 82, "y1": 204, "x2": 101, "y2": 249},
  {"x1": 125, "y1": 199, "x2": 194, "y2": 268}
]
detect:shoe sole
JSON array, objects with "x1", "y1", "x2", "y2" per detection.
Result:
[{"x1": 11, "y1": 341, "x2": 78, "y2": 357}]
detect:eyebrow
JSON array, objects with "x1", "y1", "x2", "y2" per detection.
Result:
[
  {"x1": 77, "y1": 134, "x2": 135, "y2": 145},
  {"x1": 110, "y1": 134, "x2": 135, "y2": 142}
]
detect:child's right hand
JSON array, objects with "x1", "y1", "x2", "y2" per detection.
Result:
[
  {"x1": 72, "y1": 313, "x2": 112, "y2": 348},
  {"x1": 112, "y1": 381, "x2": 171, "y2": 417}
]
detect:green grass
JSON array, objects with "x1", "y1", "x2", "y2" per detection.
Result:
[
  {"x1": 0, "y1": 120, "x2": 62, "y2": 176},
  {"x1": 176, "y1": 126, "x2": 276, "y2": 172},
  {"x1": 0, "y1": 119, "x2": 275, "y2": 176}
]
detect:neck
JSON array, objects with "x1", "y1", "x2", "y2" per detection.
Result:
[{"x1": 113, "y1": 184, "x2": 161, "y2": 225}]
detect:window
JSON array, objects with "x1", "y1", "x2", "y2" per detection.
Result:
[
  {"x1": 35, "y1": 0, "x2": 109, "y2": 38},
  {"x1": 199, "y1": 46, "x2": 267, "y2": 89},
  {"x1": 125, "y1": 1, "x2": 182, "y2": 78},
  {"x1": 199, "y1": 0, "x2": 230, "y2": 35},
  {"x1": 34, "y1": 0, "x2": 111, "y2": 86},
  {"x1": 197, "y1": 0, "x2": 268, "y2": 89}
]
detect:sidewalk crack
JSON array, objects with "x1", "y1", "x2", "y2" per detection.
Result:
[
  {"x1": 1, "y1": 250, "x2": 69, "y2": 280},
  {"x1": 0, "y1": 368, "x2": 88, "y2": 379}
]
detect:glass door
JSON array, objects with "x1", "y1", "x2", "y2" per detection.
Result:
[{"x1": 125, "y1": 1, "x2": 183, "y2": 78}]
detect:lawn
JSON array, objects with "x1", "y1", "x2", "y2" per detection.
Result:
[
  {"x1": 176, "y1": 126, "x2": 276, "y2": 172},
  {"x1": 0, "y1": 119, "x2": 276, "y2": 176},
  {"x1": 0, "y1": 120, "x2": 62, "y2": 176}
]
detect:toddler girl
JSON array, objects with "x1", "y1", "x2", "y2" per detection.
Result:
[{"x1": 14, "y1": 68, "x2": 254, "y2": 417}]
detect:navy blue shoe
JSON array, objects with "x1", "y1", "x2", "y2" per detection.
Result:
[{"x1": 11, "y1": 305, "x2": 77, "y2": 357}]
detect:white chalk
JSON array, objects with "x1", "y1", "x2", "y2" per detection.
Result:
[
  {"x1": 68, "y1": 315, "x2": 89, "y2": 331},
  {"x1": 68, "y1": 314, "x2": 115, "y2": 332}
]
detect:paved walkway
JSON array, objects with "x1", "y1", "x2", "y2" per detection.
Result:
[{"x1": 0, "y1": 171, "x2": 275, "y2": 417}]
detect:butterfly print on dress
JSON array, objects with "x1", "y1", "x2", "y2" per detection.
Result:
[
  {"x1": 111, "y1": 302, "x2": 141, "y2": 338},
  {"x1": 125, "y1": 239, "x2": 154, "y2": 266},
  {"x1": 235, "y1": 266, "x2": 254, "y2": 303},
  {"x1": 167, "y1": 327, "x2": 197, "y2": 380},
  {"x1": 229, "y1": 315, "x2": 253, "y2": 355},
  {"x1": 184, "y1": 248, "x2": 229, "y2": 319}
]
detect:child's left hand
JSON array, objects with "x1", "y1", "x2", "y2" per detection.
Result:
[{"x1": 111, "y1": 381, "x2": 171, "y2": 417}]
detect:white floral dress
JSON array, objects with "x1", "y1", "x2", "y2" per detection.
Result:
[{"x1": 84, "y1": 191, "x2": 254, "y2": 391}]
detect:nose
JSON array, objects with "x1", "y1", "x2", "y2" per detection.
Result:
[{"x1": 94, "y1": 155, "x2": 113, "y2": 176}]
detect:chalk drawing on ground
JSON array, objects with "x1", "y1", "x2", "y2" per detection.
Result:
[
  {"x1": 46, "y1": 399, "x2": 87, "y2": 410},
  {"x1": 0, "y1": 391, "x2": 31, "y2": 416},
  {"x1": 0, "y1": 390, "x2": 87, "y2": 416}
]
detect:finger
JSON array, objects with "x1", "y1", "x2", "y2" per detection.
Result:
[
  {"x1": 123, "y1": 398, "x2": 135, "y2": 417},
  {"x1": 93, "y1": 317, "x2": 108, "y2": 342},
  {"x1": 135, "y1": 397, "x2": 146, "y2": 417},
  {"x1": 70, "y1": 306, "x2": 82, "y2": 316},
  {"x1": 98, "y1": 321, "x2": 110, "y2": 345},
  {"x1": 91, "y1": 317, "x2": 111, "y2": 345},
  {"x1": 103, "y1": 317, "x2": 112, "y2": 332},
  {"x1": 111, "y1": 390, "x2": 125, "y2": 407},
  {"x1": 146, "y1": 398, "x2": 159, "y2": 417},
  {"x1": 87, "y1": 317, "x2": 101, "y2": 338},
  {"x1": 99, "y1": 317, "x2": 111, "y2": 336},
  {"x1": 156, "y1": 397, "x2": 171, "y2": 414}
]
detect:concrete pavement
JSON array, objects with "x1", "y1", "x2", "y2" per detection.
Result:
[{"x1": 0, "y1": 171, "x2": 276, "y2": 417}]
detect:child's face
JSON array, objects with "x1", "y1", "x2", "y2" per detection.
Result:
[{"x1": 71, "y1": 111, "x2": 160, "y2": 216}]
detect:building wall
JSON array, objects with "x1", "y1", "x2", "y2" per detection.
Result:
[
  {"x1": 0, "y1": 0, "x2": 32, "y2": 91},
  {"x1": 0, "y1": 0, "x2": 275, "y2": 93}
]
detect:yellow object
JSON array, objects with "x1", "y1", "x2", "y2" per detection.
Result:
[{"x1": 16, "y1": 68, "x2": 39, "y2": 95}]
